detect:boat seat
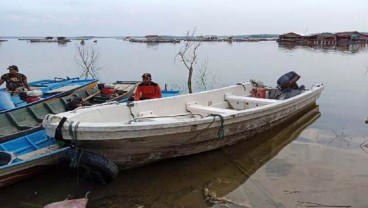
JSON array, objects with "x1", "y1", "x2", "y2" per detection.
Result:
[
  {"x1": 44, "y1": 99, "x2": 67, "y2": 114},
  {"x1": 86, "y1": 88, "x2": 99, "y2": 96},
  {"x1": 60, "y1": 95, "x2": 72, "y2": 106},
  {"x1": 0, "y1": 114, "x2": 20, "y2": 140},
  {"x1": 5, "y1": 109, "x2": 39, "y2": 130},
  {"x1": 186, "y1": 101, "x2": 236, "y2": 115},
  {"x1": 225, "y1": 95, "x2": 279, "y2": 105},
  {"x1": 28, "y1": 103, "x2": 52, "y2": 121},
  {"x1": 73, "y1": 91, "x2": 88, "y2": 99},
  {"x1": 17, "y1": 144, "x2": 59, "y2": 160}
]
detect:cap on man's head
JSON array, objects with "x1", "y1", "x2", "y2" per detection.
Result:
[
  {"x1": 7, "y1": 65, "x2": 18, "y2": 71},
  {"x1": 142, "y1": 73, "x2": 151, "y2": 78}
]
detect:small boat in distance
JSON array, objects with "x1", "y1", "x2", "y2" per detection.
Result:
[{"x1": 43, "y1": 78, "x2": 324, "y2": 170}]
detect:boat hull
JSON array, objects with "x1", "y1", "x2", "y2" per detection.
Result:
[{"x1": 78, "y1": 101, "x2": 318, "y2": 169}]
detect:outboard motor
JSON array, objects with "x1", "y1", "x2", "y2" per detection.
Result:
[
  {"x1": 273, "y1": 71, "x2": 305, "y2": 99},
  {"x1": 277, "y1": 71, "x2": 300, "y2": 90}
]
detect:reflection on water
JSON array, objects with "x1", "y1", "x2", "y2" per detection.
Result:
[
  {"x1": 0, "y1": 105, "x2": 320, "y2": 207},
  {"x1": 1, "y1": 39, "x2": 368, "y2": 207},
  {"x1": 278, "y1": 42, "x2": 368, "y2": 54}
]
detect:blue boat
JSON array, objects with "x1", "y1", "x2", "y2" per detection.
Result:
[
  {"x1": 0, "y1": 77, "x2": 98, "y2": 113},
  {"x1": 0, "y1": 78, "x2": 98, "y2": 142},
  {"x1": 0, "y1": 130, "x2": 69, "y2": 188}
]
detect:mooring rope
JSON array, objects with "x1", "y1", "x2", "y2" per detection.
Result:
[
  {"x1": 127, "y1": 101, "x2": 135, "y2": 119},
  {"x1": 181, "y1": 113, "x2": 226, "y2": 145},
  {"x1": 68, "y1": 121, "x2": 81, "y2": 168},
  {"x1": 236, "y1": 82, "x2": 247, "y2": 91},
  {"x1": 209, "y1": 114, "x2": 225, "y2": 139}
]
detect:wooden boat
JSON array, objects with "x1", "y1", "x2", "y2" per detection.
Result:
[
  {"x1": 0, "y1": 77, "x2": 98, "y2": 113},
  {"x1": 0, "y1": 130, "x2": 69, "y2": 188},
  {"x1": 43, "y1": 80, "x2": 324, "y2": 169},
  {"x1": 0, "y1": 78, "x2": 98, "y2": 142},
  {"x1": 0, "y1": 80, "x2": 152, "y2": 142}
]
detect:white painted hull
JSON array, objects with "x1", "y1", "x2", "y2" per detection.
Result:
[{"x1": 43, "y1": 82, "x2": 324, "y2": 169}]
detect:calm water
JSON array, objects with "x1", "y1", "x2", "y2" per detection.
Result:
[{"x1": 1, "y1": 39, "x2": 368, "y2": 207}]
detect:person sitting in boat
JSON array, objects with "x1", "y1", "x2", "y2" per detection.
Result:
[
  {"x1": 131, "y1": 73, "x2": 162, "y2": 101},
  {"x1": 0, "y1": 65, "x2": 31, "y2": 94},
  {"x1": 66, "y1": 95, "x2": 91, "y2": 111}
]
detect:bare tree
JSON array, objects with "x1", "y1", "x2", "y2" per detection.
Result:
[
  {"x1": 194, "y1": 59, "x2": 226, "y2": 91},
  {"x1": 74, "y1": 42, "x2": 101, "y2": 79},
  {"x1": 175, "y1": 30, "x2": 202, "y2": 93}
]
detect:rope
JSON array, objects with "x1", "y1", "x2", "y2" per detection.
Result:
[
  {"x1": 68, "y1": 121, "x2": 81, "y2": 168},
  {"x1": 180, "y1": 113, "x2": 225, "y2": 145},
  {"x1": 127, "y1": 101, "x2": 135, "y2": 119},
  {"x1": 209, "y1": 114, "x2": 225, "y2": 139},
  {"x1": 236, "y1": 82, "x2": 247, "y2": 91}
]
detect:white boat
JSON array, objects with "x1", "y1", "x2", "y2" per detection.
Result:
[{"x1": 43, "y1": 80, "x2": 324, "y2": 169}]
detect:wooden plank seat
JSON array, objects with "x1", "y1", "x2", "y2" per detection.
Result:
[
  {"x1": 0, "y1": 114, "x2": 21, "y2": 138},
  {"x1": 86, "y1": 88, "x2": 99, "y2": 96},
  {"x1": 72, "y1": 91, "x2": 88, "y2": 99},
  {"x1": 60, "y1": 95, "x2": 72, "y2": 106},
  {"x1": 6, "y1": 108, "x2": 40, "y2": 130},
  {"x1": 44, "y1": 99, "x2": 67, "y2": 114},
  {"x1": 225, "y1": 95, "x2": 280, "y2": 105},
  {"x1": 186, "y1": 101, "x2": 237, "y2": 115},
  {"x1": 28, "y1": 103, "x2": 52, "y2": 121}
]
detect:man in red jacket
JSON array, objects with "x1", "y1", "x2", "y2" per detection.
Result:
[{"x1": 134, "y1": 73, "x2": 162, "y2": 101}]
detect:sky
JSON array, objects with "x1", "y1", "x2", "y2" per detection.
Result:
[{"x1": 1, "y1": 0, "x2": 367, "y2": 36}]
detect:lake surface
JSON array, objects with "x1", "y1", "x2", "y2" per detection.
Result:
[{"x1": 1, "y1": 39, "x2": 368, "y2": 207}]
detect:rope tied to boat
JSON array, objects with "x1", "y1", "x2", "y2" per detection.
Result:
[
  {"x1": 68, "y1": 121, "x2": 81, "y2": 168},
  {"x1": 208, "y1": 114, "x2": 225, "y2": 139},
  {"x1": 127, "y1": 101, "x2": 135, "y2": 119},
  {"x1": 236, "y1": 82, "x2": 247, "y2": 91}
]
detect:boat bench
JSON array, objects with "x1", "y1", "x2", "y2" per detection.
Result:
[
  {"x1": 225, "y1": 94, "x2": 279, "y2": 110},
  {"x1": 225, "y1": 95, "x2": 279, "y2": 105},
  {"x1": 44, "y1": 99, "x2": 67, "y2": 114},
  {"x1": 186, "y1": 101, "x2": 237, "y2": 115},
  {"x1": 28, "y1": 103, "x2": 52, "y2": 122},
  {"x1": 0, "y1": 114, "x2": 21, "y2": 138},
  {"x1": 5, "y1": 109, "x2": 39, "y2": 130}
]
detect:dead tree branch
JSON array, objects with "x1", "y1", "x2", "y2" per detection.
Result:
[{"x1": 74, "y1": 42, "x2": 101, "y2": 79}]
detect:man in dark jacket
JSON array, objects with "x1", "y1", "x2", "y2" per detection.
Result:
[{"x1": 0, "y1": 65, "x2": 31, "y2": 94}]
